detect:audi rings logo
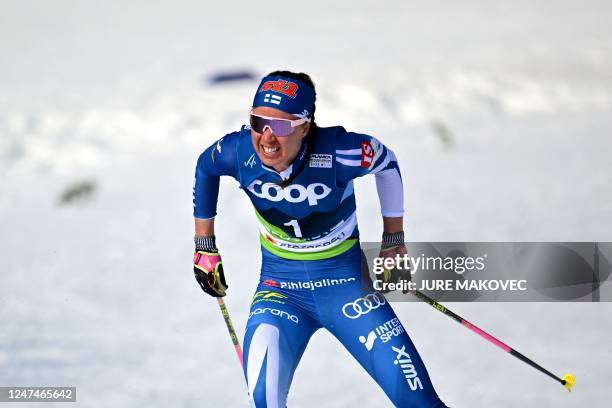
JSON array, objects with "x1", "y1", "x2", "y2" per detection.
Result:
[{"x1": 342, "y1": 293, "x2": 386, "y2": 319}]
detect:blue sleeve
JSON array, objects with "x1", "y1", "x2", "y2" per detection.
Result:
[
  {"x1": 336, "y1": 131, "x2": 405, "y2": 217},
  {"x1": 193, "y1": 131, "x2": 240, "y2": 219},
  {"x1": 335, "y1": 131, "x2": 401, "y2": 185}
]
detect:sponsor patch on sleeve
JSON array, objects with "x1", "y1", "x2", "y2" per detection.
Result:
[{"x1": 309, "y1": 154, "x2": 333, "y2": 168}]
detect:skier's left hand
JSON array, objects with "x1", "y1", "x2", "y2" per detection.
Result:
[{"x1": 193, "y1": 250, "x2": 228, "y2": 297}]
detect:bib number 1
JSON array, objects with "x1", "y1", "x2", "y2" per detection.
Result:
[{"x1": 283, "y1": 219, "x2": 303, "y2": 238}]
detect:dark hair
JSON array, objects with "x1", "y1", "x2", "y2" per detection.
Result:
[{"x1": 266, "y1": 70, "x2": 317, "y2": 128}]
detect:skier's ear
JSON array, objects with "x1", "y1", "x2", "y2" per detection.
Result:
[{"x1": 300, "y1": 122, "x2": 310, "y2": 139}]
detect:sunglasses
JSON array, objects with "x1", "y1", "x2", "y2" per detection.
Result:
[{"x1": 249, "y1": 112, "x2": 310, "y2": 137}]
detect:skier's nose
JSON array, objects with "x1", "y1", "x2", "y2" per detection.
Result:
[{"x1": 261, "y1": 127, "x2": 277, "y2": 143}]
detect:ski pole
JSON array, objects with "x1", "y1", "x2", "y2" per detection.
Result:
[
  {"x1": 216, "y1": 297, "x2": 244, "y2": 368},
  {"x1": 411, "y1": 290, "x2": 575, "y2": 392}
]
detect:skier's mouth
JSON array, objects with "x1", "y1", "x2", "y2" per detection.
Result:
[{"x1": 261, "y1": 144, "x2": 281, "y2": 158}]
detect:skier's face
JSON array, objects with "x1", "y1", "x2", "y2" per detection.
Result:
[{"x1": 250, "y1": 106, "x2": 310, "y2": 172}]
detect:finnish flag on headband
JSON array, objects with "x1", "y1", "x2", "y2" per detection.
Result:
[{"x1": 263, "y1": 94, "x2": 282, "y2": 105}]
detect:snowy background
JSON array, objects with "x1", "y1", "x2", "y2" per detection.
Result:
[{"x1": 1, "y1": 0, "x2": 612, "y2": 406}]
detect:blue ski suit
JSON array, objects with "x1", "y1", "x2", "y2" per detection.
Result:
[{"x1": 193, "y1": 125, "x2": 446, "y2": 407}]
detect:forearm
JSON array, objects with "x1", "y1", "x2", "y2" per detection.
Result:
[
  {"x1": 195, "y1": 217, "x2": 215, "y2": 237},
  {"x1": 383, "y1": 216, "x2": 403, "y2": 233}
]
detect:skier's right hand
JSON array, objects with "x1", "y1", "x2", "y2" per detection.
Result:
[
  {"x1": 193, "y1": 250, "x2": 228, "y2": 297},
  {"x1": 377, "y1": 244, "x2": 411, "y2": 293}
]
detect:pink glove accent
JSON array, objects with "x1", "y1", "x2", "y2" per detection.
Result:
[{"x1": 194, "y1": 251, "x2": 222, "y2": 273}]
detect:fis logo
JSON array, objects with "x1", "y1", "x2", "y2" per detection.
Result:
[
  {"x1": 259, "y1": 79, "x2": 298, "y2": 98},
  {"x1": 244, "y1": 153, "x2": 257, "y2": 168},
  {"x1": 392, "y1": 345, "x2": 423, "y2": 391},
  {"x1": 247, "y1": 180, "x2": 331, "y2": 206}
]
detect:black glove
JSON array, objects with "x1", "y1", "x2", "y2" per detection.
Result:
[{"x1": 193, "y1": 249, "x2": 228, "y2": 297}]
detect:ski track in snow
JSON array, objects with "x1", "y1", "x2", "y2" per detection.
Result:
[{"x1": 2, "y1": 1, "x2": 612, "y2": 407}]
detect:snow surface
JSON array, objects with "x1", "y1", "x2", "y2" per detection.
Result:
[{"x1": 1, "y1": 1, "x2": 612, "y2": 407}]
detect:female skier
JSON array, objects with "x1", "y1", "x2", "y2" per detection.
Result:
[{"x1": 192, "y1": 71, "x2": 447, "y2": 407}]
